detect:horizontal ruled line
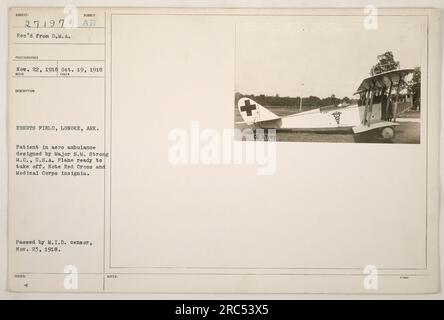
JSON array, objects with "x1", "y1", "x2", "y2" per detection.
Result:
[
  {"x1": 12, "y1": 59, "x2": 105, "y2": 62},
  {"x1": 12, "y1": 75, "x2": 104, "y2": 78},
  {"x1": 12, "y1": 26, "x2": 105, "y2": 29},
  {"x1": 13, "y1": 42, "x2": 105, "y2": 45}
]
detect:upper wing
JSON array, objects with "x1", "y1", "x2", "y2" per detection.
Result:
[{"x1": 355, "y1": 69, "x2": 414, "y2": 94}]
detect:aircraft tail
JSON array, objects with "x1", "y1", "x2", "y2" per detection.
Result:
[{"x1": 237, "y1": 97, "x2": 281, "y2": 125}]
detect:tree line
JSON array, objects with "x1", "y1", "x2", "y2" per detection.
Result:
[{"x1": 235, "y1": 92, "x2": 355, "y2": 109}]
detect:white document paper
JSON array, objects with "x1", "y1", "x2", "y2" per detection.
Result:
[{"x1": 8, "y1": 7, "x2": 441, "y2": 293}]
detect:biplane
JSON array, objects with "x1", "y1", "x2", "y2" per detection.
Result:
[{"x1": 237, "y1": 69, "x2": 414, "y2": 140}]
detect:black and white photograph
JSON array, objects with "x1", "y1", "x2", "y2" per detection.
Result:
[{"x1": 235, "y1": 19, "x2": 423, "y2": 143}]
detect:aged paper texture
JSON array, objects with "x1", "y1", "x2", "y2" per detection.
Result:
[{"x1": 8, "y1": 7, "x2": 441, "y2": 293}]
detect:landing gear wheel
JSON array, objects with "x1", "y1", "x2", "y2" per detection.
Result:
[{"x1": 380, "y1": 126, "x2": 395, "y2": 140}]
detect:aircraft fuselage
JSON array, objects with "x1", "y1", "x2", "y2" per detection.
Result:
[{"x1": 254, "y1": 103, "x2": 382, "y2": 131}]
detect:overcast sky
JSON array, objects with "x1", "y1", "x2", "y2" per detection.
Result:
[{"x1": 236, "y1": 17, "x2": 423, "y2": 98}]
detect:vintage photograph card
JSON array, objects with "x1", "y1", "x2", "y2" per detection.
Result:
[{"x1": 7, "y1": 7, "x2": 441, "y2": 293}]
